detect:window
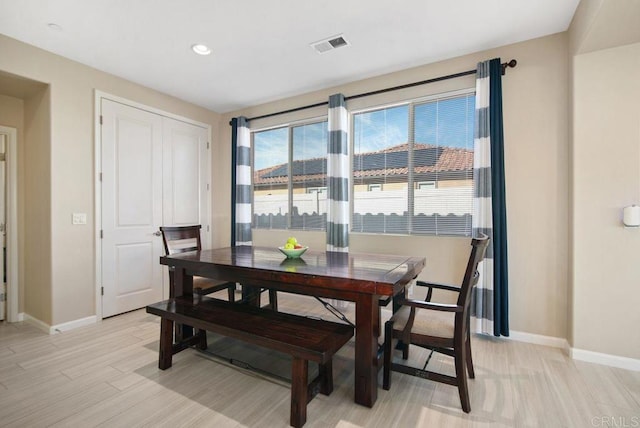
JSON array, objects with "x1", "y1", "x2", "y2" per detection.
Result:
[
  {"x1": 417, "y1": 181, "x2": 436, "y2": 190},
  {"x1": 352, "y1": 90, "x2": 475, "y2": 236},
  {"x1": 307, "y1": 187, "x2": 327, "y2": 194},
  {"x1": 253, "y1": 121, "x2": 328, "y2": 230}
]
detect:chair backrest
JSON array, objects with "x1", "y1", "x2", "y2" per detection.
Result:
[
  {"x1": 457, "y1": 233, "x2": 490, "y2": 312},
  {"x1": 160, "y1": 225, "x2": 203, "y2": 256}
]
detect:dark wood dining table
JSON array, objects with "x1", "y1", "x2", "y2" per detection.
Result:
[{"x1": 160, "y1": 245, "x2": 425, "y2": 408}]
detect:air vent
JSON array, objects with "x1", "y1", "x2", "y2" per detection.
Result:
[{"x1": 310, "y1": 34, "x2": 350, "y2": 54}]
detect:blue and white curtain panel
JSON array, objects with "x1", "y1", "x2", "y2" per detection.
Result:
[
  {"x1": 472, "y1": 58, "x2": 509, "y2": 337},
  {"x1": 326, "y1": 94, "x2": 350, "y2": 252},
  {"x1": 233, "y1": 116, "x2": 253, "y2": 246}
]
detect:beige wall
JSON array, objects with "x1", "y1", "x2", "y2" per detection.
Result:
[
  {"x1": 0, "y1": 34, "x2": 221, "y2": 325},
  {"x1": 567, "y1": 0, "x2": 640, "y2": 360},
  {"x1": 221, "y1": 33, "x2": 571, "y2": 338},
  {"x1": 572, "y1": 42, "x2": 640, "y2": 359},
  {"x1": 0, "y1": 94, "x2": 24, "y2": 126},
  {"x1": 23, "y1": 87, "x2": 52, "y2": 323},
  {"x1": 0, "y1": 94, "x2": 26, "y2": 314}
]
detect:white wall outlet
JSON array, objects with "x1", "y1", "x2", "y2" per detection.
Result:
[{"x1": 72, "y1": 213, "x2": 87, "y2": 225}]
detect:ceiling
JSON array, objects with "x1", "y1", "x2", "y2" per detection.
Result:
[{"x1": 0, "y1": 0, "x2": 580, "y2": 113}]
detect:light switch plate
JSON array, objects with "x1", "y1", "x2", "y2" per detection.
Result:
[{"x1": 72, "y1": 213, "x2": 87, "y2": 225}]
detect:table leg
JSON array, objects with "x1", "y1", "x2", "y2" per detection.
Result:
[
  {"x1": 354, "y1": 294, "x2": 379, "y2": 407},
  {"x1": 241, "y1": 284, "x2": 261, "y2": 307}
]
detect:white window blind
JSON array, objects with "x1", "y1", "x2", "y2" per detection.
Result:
[
  {"x1": 291, "y1": 121, "x2": 328, "y2": 230},
  {"x1": 352, "y1": 90, "x2": 475, "y2": 236}
]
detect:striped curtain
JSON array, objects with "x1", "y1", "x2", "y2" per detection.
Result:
[
  {"x1": 326, "y1": 94, "x2": 349, "y2": 252},
  {"x1": 232, "y1": 116, "x2": 252, "y2": 246},
  {"x1": 472, "y1": 58, "x2": 509, "y2": 337}
]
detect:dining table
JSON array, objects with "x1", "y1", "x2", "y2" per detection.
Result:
[{"x1": 160, "y1": 245, "x2": 425, "y2": 408}]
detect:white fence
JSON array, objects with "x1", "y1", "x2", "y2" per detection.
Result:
[{"x1": 254, "y1": 187, "x2": 472, "y2": 216}]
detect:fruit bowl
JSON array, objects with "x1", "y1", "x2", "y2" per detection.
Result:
[{"x1": 278, "y1": 246, "x2": 308, "y2": 259}]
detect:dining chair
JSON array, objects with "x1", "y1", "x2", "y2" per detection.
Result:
[
  {"x1": 382, "y1": 233, "x2": 489, "y2": 413},
  {"x1": 160, "y1": 225, "x2": 236, "y2": 301}
]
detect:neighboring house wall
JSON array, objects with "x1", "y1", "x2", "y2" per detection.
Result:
[{"x1": 221, "y1": 32, "x2": 571, "y2": 341}]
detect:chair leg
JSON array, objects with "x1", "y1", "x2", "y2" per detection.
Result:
[
  {"x1": 466, "y1": 330, "x2": 475, "y2": 379},
  {"x1": 401, "y1": 341, "x2": 409, "y2": 360},
  {"x1": 268, "y1": 289, "x2": 278, "y2": 311},
  {"x1": 455, "y1": 337, "x2": 471, "y2": 413},
  {"x1": 227, "y1": 284, "x2": 236, "y2": 303},
  {"x1": 196, "y1": 329, "x2": 208, "y2": 350},
  {"x1": 383, "y1": 320, "x2": 393, "y2": 390}
]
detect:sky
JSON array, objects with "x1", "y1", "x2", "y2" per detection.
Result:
[{"x1": 253, "y1": 93, "x2": 475, "y2": 171}]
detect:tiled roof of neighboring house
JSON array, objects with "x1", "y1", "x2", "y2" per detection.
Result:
[{"x1": 254, "y1": 143, "x2": 473, "y2": 186}]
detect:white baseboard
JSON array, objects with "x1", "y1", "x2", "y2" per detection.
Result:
[
  {"x1": 23, "y1": 314, "x2": 97, "y2": 335},
  {"x1": 484, "y1": 329, "x2": 639, "y2": 372},
  {"x1": 50, "y1": 315, "x2": 97, "y2": 334},
  {"x1": 17, "y1": 312, "x2": 25, "y2": 322},
  {"x1": 23, "y1": 314, "x2": 51, "y2": 334},
  {"x1": 571, "y1": 347, "x2": 640, "y2": 372},
  {"x1": 507, "y1": 330, "x2": 570, "y2": 354}
]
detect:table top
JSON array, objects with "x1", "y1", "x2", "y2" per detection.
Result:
[{"x1": 160, "y1": 246, "x2": 425, "y2": 296}]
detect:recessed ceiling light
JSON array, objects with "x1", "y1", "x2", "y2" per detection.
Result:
[
  {"x1": 191, "y1": 44, "x2": 211, "y2": 56},
  {"x1": 47, "y1": 23, "x2": 62, "y2": 31}
]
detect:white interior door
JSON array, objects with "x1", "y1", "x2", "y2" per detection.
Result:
[
  {"x1": 101, "y1": 99, "x2": 164, "y2": 318},
  {"x1": 162, "y1": 117, "x2": 210, "y2": 248},
  {"x1": 100, "y1": 98, "x2": 211, "y2": 318}
]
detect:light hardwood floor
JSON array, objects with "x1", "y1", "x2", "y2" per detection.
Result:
[{"x1": 1, "y1": 293, "x2": 638, "y2": 428}]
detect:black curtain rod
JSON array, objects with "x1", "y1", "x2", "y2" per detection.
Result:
[{"x1": 236, "y1": 59, "x2": 517, "y2": 123}]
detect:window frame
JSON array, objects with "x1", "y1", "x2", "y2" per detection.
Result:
[
  {"x1": 349, "y1": 87, "x2": 476, "y2": 237},
  {"x1": 251, "y1": 116, "x2": 328, "y2": 231}
]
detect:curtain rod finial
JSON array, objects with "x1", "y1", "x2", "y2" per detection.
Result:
[{"x1": 501, "y1": 59, "x2": 517, "y2": 75}]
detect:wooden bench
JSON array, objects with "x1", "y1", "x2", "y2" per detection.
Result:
[{"x1": 146, "y1": 295, "x2": 354, "y2": 428}]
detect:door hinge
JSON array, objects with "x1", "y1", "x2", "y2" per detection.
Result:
[
  {"x1": 100, "y1": 230, "x2": 103, "y2": 239},
  {"x1": 101, "y1": 287, "x2": 104, "y2": 296},
  {"x1": 206, "y1": 183, "x2": 210, "y2": 191},
  {"x1": 100, "y1": 115, "x2": 103, "y2": 125},
  {"x1": 99, "y1": 172, "x2": 102, "y2": 181},
  {"x1": 207, "y1": 141, "x2": 210, "y2": 149},
  {"x1": 206, "y1": 225, "x2": 210, "y2": 232}
]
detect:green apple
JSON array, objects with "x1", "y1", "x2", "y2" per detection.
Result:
[
  {"x1": 286, "y1": 237, "x2": 298, "y2": 245},
  {"x1": 284, "y1": 242, "x2": 294, "y2": 250}
]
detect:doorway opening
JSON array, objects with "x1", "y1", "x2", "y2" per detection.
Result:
[{"x1": 0, "y1": 126, "x2": 18, "y2": 322}]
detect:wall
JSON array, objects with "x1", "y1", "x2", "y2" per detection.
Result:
[
  {"x1": 0, "y1": 94, "x2": 25, "y2": 314},
  {"x1": 572, "y1": 42, "x2": 640, "y2": 359},
  {"x1": 23, "y1": 87, "x2": 52, "y2": 323},
  {"x1": 220, "y1": 33, "x2": 571, "y2": 339},
  {"x1": 0, "y1": 94, "x2": 23, "y2": 126},
  {"x1": 0, "y1": 34, "x2": 221, "y2": 326}
]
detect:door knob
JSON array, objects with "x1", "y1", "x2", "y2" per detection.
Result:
[{"x1": 153, "y1": 231, "x2": 162, "y2": 236}]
